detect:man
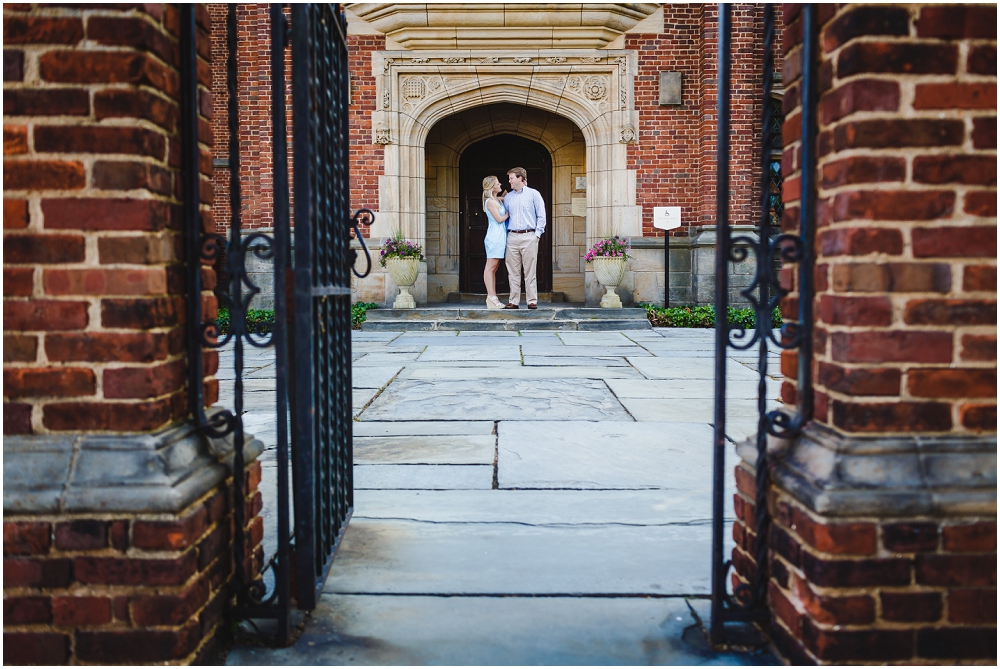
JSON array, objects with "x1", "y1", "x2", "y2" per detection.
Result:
[{"x1": 502, "y1": 166, "x2": 546, "y2": 309}]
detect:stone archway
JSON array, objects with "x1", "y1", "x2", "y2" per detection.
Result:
[
  {"x1": 425, "y1": 104, "x2": 587, "y2": 302},
  {"x1": 360, "y1": 51, "x2": 640, "y2": 306}
]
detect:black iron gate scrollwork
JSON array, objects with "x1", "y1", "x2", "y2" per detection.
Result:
[
  {"x1": 182, "y1": 3, "x2": 372, "y2": 645},
  {"x1": 709, "y1": 4, "x2": 817, "y2": 645}
]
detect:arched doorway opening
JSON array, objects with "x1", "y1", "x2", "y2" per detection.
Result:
[{"x1": 458, "y1": 134, "x2": 553, "y2": 294}]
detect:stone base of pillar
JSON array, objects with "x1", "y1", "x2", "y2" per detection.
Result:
[
  {"x1": 731, "y1": 424, "x2": 997, "y2": 665},
  {"x1": 2, "y1": 416, "x2": 265, "y2": 665}
]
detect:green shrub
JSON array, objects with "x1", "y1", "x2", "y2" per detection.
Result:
[
  {"x1": 215, "y1": 307, "x2": 275, "y2": 336},
  {"x1": 637, "y1": 303, "x2": 782, "y2": 329},
  {"x1": 352, "y1": 302, "x2": 378, "y2": 329}
]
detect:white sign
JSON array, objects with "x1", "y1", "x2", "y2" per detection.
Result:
[
  {"x1": 653, "y1": 206, "x2": 681, "y2": 231},
  {"x1": 571, "y1": 197, "x2": 587, "y2": 217},
  {"x1": 575, "y1": 176, "x2": 587, "y2": 190}
]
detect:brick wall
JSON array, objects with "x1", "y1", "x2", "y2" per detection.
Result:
[
  {"x1": 780, "y1": 3, "x2": 997, "y2": 435},
  {"x1": 734, "y1": 4, "x2": 997, "y2": 663},
  {"x1": 3, "y1": 461, "x2": 263, "y2": 664},
  {"x1": 733, "y1": 468, "x2": 996, "y2": 663},
  {"x1": 347, "y1": 33, "x2": 383, "y2": 237},
  {"x1": 3, "y1": 3, "x2": 218, "y2": 435}
]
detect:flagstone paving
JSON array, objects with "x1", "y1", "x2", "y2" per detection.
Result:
[{"x1": 225, "y1": 326, "x2": 781, "y2": 665}]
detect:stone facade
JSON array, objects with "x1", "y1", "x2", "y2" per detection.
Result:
[
  {"x1": 732, "y1": 4, "x2": 997, "y2": 664},
  {"x1": 208, "y1": 4, "x2": 769, "y2": 307}
]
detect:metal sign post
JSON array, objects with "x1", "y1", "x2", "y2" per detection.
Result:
[{"x1": 653, "y1": 207, "x2": 681, "y2": 308}]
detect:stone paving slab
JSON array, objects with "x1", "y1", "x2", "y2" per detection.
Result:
[
  {"x1": 354, "y1": 435, "x2": 495, "y2": 465},
  {"x1": 619, "y1": 397, "x2": 779, "y2": 429},
  {"x1": 360, "y1": 379, "x2": 633, "y2": 422},
  {"x1": 626, "y1": 356, "x2": 757, "y2": 380},
  {"x1": 353, "y1": 352, "x2": 422, "y2": 365},
  {"x1": 498, "y1": 421, "x2": 715, "y2": 490},
  {"x1": 353, "y1": 421, "x2": 495, "y2": 437},
  {"x1": 322, "y1": 519, "x2": 713, "y2": 595},
  {"x1": 225, "y1": 594, "x2": 774, "y2": 666},
  {"x1": 352, "y1": 489, "x2": 736, "y2": 525},
  {"x1": 351, "y1": 331, "x2": 402, "y2": 342},
  {"x1": 556, "y1": 331, "x2": 638, "y2": 346},
  {"x1": 525, "y1": 345, "x2": 651, "y2": 357},
  {"x1": 417, "y1": 345, "x2": 521, "y2": 361},
  {"x1": 352, "y1": 366, "x2": 403, "y2": 389},
  {"x1": 607, "y1": 378, "x2": 780, "y2": 400},
  {"x1": 355, "y1": 465, "x2": 493, "y2": 490},
  {"x1": 402, "y1": 365, "x2": 644, "y2": 380},
  {"x1": 522, "y1": 356, "x2": 631, "y2": 367}
]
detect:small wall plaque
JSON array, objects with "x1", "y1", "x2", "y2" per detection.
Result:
[
  {"x1": 575, "y1": 176, "x2": 587, "y2": 190},
  {"x1": 659, "y1": 72, "x2": 682, "y2": 105},
  {"x1": 571, "y1": 197, "x2": 587, "y2": 217}
]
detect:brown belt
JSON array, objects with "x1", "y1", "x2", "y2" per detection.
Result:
[{"x1": 509, "y1": 229, "x2": 535, "y2": 234}]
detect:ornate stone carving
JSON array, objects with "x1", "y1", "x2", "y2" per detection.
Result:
[
  {"x1": 410, "y1": 57, "x2": 429, "y2": 64},
  {"x1": 382, "y1": 58, "x2": 393, "y2": 73},
  {"x1": 513, "y1": 56, "x2": 533, "y2": 63},
  {"x1": 382, "y1": 89, "x2": 390, "y2": 109},
  {"x1": 428, "y1": 77, "x2": 442, "y2": 91},
  {"x1": 619, "y1": 125, "x2": 636, "y2": 143},
  {"x1": 443, "y1": 57, "x2": 465, "y2": 63},
  {"x1": 374, "y1": 126, "x2": 392, "y2": 145},
  {"x1": 478, "y1": 56, "x2": 499, "y2": 64},
  {"x1": 620, "y1": 87, "x2": 627, "y2": 110},
  {"x1": 402, "y1": 77, "x2": 426, "y2": 100},
  {"x1": 568, "y1": 76, "x2": 581, "y2": 90},
  {"x1": 583, "y1": 76, "x2": 608, "y2": 100},
  {"x1": 545, "y1": 57, "x2": 567, "y2": 64},
  {"x1": 615, "y1": 56, "x2": 628, "y2": 76},
  {"x1": 580, "y1": 56, "x2": 602, "y2": 64}
]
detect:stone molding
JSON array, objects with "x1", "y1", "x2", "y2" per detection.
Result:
[
  {"x1": 369, "y1": 50, "x2": 641, "y2": 294},
  {"x1": 739, "y1": 421, "x2": 998, "y2": 518},
  {"x1": 3, "y1": 410, "x2": 264, "y2": 515},
  {"x1": 348, "y1": 3, "x2": 659, "y2": 49}
]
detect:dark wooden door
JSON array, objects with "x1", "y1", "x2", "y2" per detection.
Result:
[{"x1": 459, "y1": 134, "x2": 552, "y2": 293}]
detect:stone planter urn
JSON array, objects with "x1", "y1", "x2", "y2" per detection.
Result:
[
  {"x1": 592, "y1": 257, "x2": 627, "y2": 308},
  {"x1": 385, "y1": 256, "x2": 420, "y2": 309}
]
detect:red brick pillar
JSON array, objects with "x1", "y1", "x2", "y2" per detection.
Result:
[
  {"x1": 732, "y1": 4, "x2": 997, "y2": 663},
  {"x1": 3, "y1": 4, "x2": 262, "y2": 663}
]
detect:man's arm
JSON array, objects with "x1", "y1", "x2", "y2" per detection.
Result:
[{"x1": 534, "y1": 188, "x2": 546, "y2": 237}]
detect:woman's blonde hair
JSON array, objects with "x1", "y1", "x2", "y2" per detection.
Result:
[{"x1": 482, "y1": 175, "x2": 500, "y2": 208}]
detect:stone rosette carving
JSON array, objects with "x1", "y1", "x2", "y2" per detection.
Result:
[
  {"x1": 478, "y1": 56, "x2": 499, "y2": 64},
  {"x1": 443, "y1": 57, "x2": 465, "y2": 63},
  {"x1": 410, "y1": 57, "x2": 429, "y2": 63},
  {"x1": 619, "y1": 125, "x2": 636, "y2": 143},
  {"x1": 568, "y1": 76, "x2": 581, "y2": 90},
  {"x1": 580, "y1": 56, "x2": 602, "y2": 63},
  {"x1": 545, "y1": 57, "x2": 567, "y2": 64},
  {"x1": 513, "y1": 56, "x2": 532, "y2": 63},
  {"x1": 583, "y1": 76, "x2": 608, "y2": 100},
  {"x1": 375, "y1": 126, "x2": 392, "y2": 145}
]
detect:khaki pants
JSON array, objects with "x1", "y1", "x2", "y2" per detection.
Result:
[{"x1": 505, "y1": 232, "x2": 539, "y2": 305}]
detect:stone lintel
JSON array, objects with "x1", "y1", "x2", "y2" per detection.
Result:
[
  {"x1": 737, "y1": 422, "x2": 997, "y2": 518},
  {"x1": 3, "y1": 409, "x2": 264, "y2": 516}
]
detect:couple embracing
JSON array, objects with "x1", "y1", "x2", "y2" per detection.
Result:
[{"x1": 481, "y1": 167, "x2": 546, "y2": 310}]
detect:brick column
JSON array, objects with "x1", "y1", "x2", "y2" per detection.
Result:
[
  {"x1": 732, "y1": 4, "x2": 996, "y2": 663},
  {"x1": 3, "y1": 5, "x2": 262, "y2": 664}
]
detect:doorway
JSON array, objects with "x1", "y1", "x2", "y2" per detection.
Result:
[{"x1": 458, "y1": 134, "x2": 553, "y2": 294}]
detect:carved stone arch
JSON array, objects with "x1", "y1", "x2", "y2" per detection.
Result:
[{"x1": 367, "y1": 52, "x2": 641, "y2": 305}]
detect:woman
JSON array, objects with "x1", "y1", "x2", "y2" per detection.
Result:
[{"x1": 482, "y1": 175, "x2": 509, "y2": 309}]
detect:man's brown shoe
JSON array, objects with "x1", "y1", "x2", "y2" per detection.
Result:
[
  {"x1": 527, "y1": 303, "x2": 537, "y2": 309},
  {"x1": 504, "y1": 303, "x2": 519, "y2": 309}
]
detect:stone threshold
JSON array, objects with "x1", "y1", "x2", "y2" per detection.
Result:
[{"x1": 362, "y1": 305, "x2": 652, "y2": 331}]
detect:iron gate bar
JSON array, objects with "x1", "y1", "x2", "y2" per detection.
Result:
[
  {"x1": 289, "y1": 3, "x2": 355, "y2": 612},
  {"x1": 710, "y1": 3, "x2": 817, "y2": 646},
  {"x1": 709, "y1": 2, "x2": 733, "y2": 646}
]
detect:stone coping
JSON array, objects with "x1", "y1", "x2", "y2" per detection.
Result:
[
  {"x1": 3, "y1": 409, "x2": 264, "y2": 516},
  {"x1": 737, "y1": 421, "x2": 997, "y2": 518}
]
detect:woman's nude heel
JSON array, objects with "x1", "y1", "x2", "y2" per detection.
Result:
[{"x1": 486, "y1": 296, "x2": 503, "y2": 309}]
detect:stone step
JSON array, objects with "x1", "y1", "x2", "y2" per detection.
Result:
[
  {"x1": 361, "y1": 306, "x2": 652, "y2": 331},
  {"x1": 446, "y1": 292, "x2": 565, "y2": 304}
]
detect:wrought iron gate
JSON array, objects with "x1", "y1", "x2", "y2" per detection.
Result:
[
  {"x1": 709, "y1": 4, "x2": 817, "y2": 645},
  {"x1": 182, "y1": 3, "x2": 371, "y2": 645}
]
